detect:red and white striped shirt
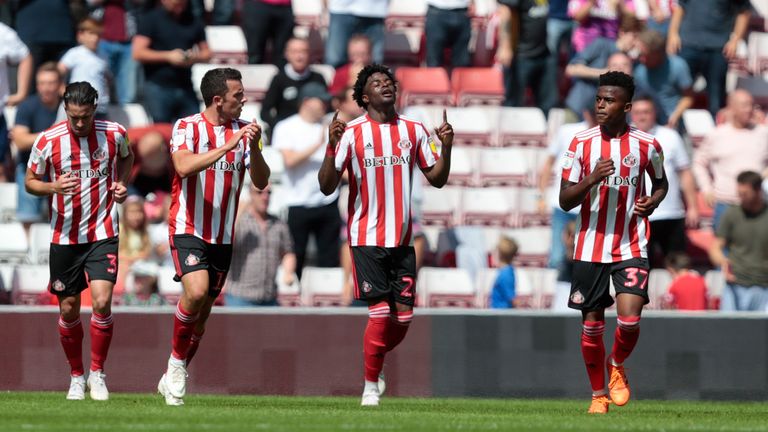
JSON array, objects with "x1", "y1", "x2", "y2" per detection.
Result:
[
  {"x1": 168, "y1": 113, "x2": 252, "y2": 244},
  {"x1": 561, "y1": 126, "x2": 665, "y2": 263},
  {"x1": 28, "y1": 120, "x2": 131, "y2": 245},
  {"x1": 334, "y1": 114, "x2": 439, "y2": 247}
]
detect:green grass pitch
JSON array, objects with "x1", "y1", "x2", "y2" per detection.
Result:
[{"x1": 1, "y1": 393, "x2": 767, "y2": 432}]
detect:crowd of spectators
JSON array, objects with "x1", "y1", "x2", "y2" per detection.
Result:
[{"x1": 0, "y1": 0, "x2": 766, "y2": 311}]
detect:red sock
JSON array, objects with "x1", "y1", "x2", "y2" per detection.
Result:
[
  {"x1": 58, "y1": 317, "x2": 84, "y2": 376},
  {"x1": 611, "y1": 315, "x2": 641, "y2": 365},
  {"x1": 171, "y1": 303, "x2": 198, "y2": 361},
  {"x1": 581, "y1": 320, "x2": 606, "y2": 393},
  {"x1": 89, "y1": 312, "x2": 114, "y2": 372},
  {"x1": 385, "y1": 310, "x2": 413, "y2": 352},
  {"x1": 363, "y1": 302, "x2": 389, "y2": 382},
  {"x1": 185, "y1": 328, "x2": 205, "y2": 366}
]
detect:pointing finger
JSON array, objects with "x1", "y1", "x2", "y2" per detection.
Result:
[
  {"x1": 332, "y1": 110, "x2": 339, "y2": 122},
  {"x1": 442, "y1": 108, "x2": 447, "y2": 124}
]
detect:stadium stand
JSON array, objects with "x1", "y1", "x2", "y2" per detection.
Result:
[
  {"x1": 205, "y1": 25, "x2": 249, "y2": 64},
  {"x1": 300, "y1": 267, "x2": 345, "y2": 306},
  {"x1": 451, "y1": 67, "x2": 505, "y2": 106},
  {"x1": 417, "y1": 267, "x2": 476, "y2": 308}
]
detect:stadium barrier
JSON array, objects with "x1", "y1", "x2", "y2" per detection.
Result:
[{"x1": 0, "y1": 306, "x2": 766, "y2": 400}]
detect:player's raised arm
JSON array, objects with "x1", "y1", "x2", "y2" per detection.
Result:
[
  {"x1": 421, "y1": 109, "x2": 453, "y2": 188},
  {"x1": 247, "y1": 121, "x2": 270, "y2": 189},
  {"x1": 171, "y1": 125, "x2": 250, "y2": 178},
  {"x1": 318, "y1": 110, "x2": 346, "y2": 195}
]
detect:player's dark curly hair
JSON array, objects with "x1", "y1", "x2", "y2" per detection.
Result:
[
  {"x1": 352, "y1": 64, "x2": 397, "y2": 109},
  {"x1": 63, "y1": 81, "x2": 99, "y2": 107},
  {"x1": 598, "y1": 71, "x2": 635, "y2": 102}
]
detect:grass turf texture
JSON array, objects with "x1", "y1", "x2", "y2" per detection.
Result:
[{"x1": 1, "y1": 393, "x2": 767, "y2": 432}]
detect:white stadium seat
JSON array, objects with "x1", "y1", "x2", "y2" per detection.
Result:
[
  {"x1": 309, "y1": 64, "x2": 336, "y2": 87},
  {"x1": 0, "y1": 182, "x2": 18, "y2": 222},
  {"x1": 28, "y1": 223, "x2": 51, "y2": 264},
  {"x1": 276, "y1": 265, "x2": 301, "y2": 307},
  {"x1": 157, "y1": 266, "x2": 183, "y2": 304},
  {"x1": 447, "y1": 146, "x2": 478, "y2": 186},
  {"x1": 498, "y1": 107, "x2": 548, "y2": 147},
  {"x1": 460, "y1": 187, "x2": 514, "y2": 226},
  {"x1": 681, "y1": 109, "x2": 714, "y2": 147},
  {"x1": 421, "y1": 185, "x2": 462, "y2": 226},
  {"x1": 107, "y1": 103, "x2": 150, "y2": 128},
  {"x1": 300, "y1": 267, "x2": 344, "y2": 306},
  {"x1": 205, "y1": 25, "x2": 248, "y2": 64},
  {"x1": 12, "y1": 264, "x2": 49, "y2": 305},
  {"x1": 477, "y1": 148, "x2": 531, "y2": 187},
  {"x1": 0, "y1": 223, "x2": 28, "y2": 263},
  {"x1": 418, "y1": 267, "x2": 476, "y2": 308}
]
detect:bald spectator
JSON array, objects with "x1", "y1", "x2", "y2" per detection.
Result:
[
  {"x1": 241, "y1": 0, "x2": 294, "y2": 65},
  {"x1": 693, "y1": 90, "x2": 768, "y2": 230},
  {"x1": 709, "y1": 171, "x2": 768, "y2": 311},
  {"x1": 132, "y1": 0, "x2": 211, "y2": 123},
  {"x1": 667, "y1": 0, "x2": 750, "y2": 117},
  {"x1": 564, "y1": 15, "x2": 642, "y2": 120},
  {"x1": 261, "y1": 38, "x2": 327, "y2": 134},
  {"x1": 631, "y1": 95, "x2": 698, "y2": 268},
  {"x1": 328, "y1": 35, "x2": 372, "y2": 95},
  {"x1": 634, "y1": 29, "x2": 693, "y2": 129}
]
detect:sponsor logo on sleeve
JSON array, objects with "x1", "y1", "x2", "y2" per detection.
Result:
[{"x1": 561, "y1": 151, "x2": 575, "y2": 169}]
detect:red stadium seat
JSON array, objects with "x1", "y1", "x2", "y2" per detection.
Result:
[
  {"x1": 451, "y1": 67, "x2": 505, "y2": 106},
  {"x1": 395, "y1": 67, "x2": 453, "y2": 108}
]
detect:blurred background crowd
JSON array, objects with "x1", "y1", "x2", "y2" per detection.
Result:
[{"x1": 0, "y1": 0, "x2": 767, "y2": 312}]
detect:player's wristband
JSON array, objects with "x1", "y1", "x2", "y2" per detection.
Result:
[{"x1": 326, "y1": 144, "x2": 335, "y2": 158}]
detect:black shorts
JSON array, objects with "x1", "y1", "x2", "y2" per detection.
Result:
[
  {"x1": 351, "y1": 246, "x2": 417, "y2": 306},
  {"x1": 568, "y1": 258, "x2": 650, "y2": 311},
  {"x1": 49, "y1": 237, "x2": 119, "y2": 297},
  {"x1": 170, "y1": 234, "x2": 233, "y2": 298}
]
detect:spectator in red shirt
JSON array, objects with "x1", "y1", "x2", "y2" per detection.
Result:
[{"x1": 663, "y1": 252, "x2": 707, "y2": 310}]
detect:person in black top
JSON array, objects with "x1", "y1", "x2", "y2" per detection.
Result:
[
  {"x1": 132, "y1": 0, "x2": 211, "y2": 123},
  {"x1": 260, "y1": 37, "x2": 327, "y2": 135}
]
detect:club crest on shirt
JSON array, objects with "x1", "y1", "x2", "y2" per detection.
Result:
[
  {"x1": 362, "y1": 281, "x2": 373, "y2": 293},
  {"x1": 622, "y1": 153, "x2": 638, "y2": 168},
  {"x1": 185, "y1": 253, "x2": 200, "y2": 267},
  {"x1": 570, "y1": 290, "x2": 584, "y2": 304},
  {"x1": 92, "y1": 148, "x2": 107, "y2": 161},
  {"x1": 561, "y1": 151, "x2": 575, "y2": 169},
  {"x1": 397, "y1": 139, "x2": 412, "y2": 150},
  {"x1": 52, "y1": 279, "x2": 65, "y2": 292}
]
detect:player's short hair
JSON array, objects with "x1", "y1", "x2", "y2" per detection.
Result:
[
  {"x1": 497, "y1": 236, "x2": 518, "y2": 264},
  {"x1": 77, "y1": 17, "x2": 103, "y2": 33},
  {"x1": 598, "y1": 71, "x2": 635, "y2": 102},
  {"x1": 63, "y1": 81, "x2": 98, "y2": 107},
  {"x1": 37, "y1": 61, "x2": 63, "y2": 82},
  {"x1": 665, "y1": 252, "x2": 691, "y2": 271},
  {"x1": 200, "y1": 67, "x2": 242, "y2": 107},
  {"x1": 736, "y1": 170, "x2": 763, "y2": 191},
  {"x1": 352, "y1": 63, "x2": 397, "y2": 109},
  {"x1": 637, "y1": 30, "x2": 666, "y2": 53}
]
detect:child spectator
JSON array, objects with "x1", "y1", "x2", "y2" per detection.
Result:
[
  {"x1": 663, "y1": 252, "x2": 707, "y2": 310},
  {"x1": 117, "y1": 196, "x2": 152, "y2": 292},
  {"x1": 58, "y1": 17, "x2": 110, "y2": 118},
  {"x1": 122, "y1": 261, "x2": 165, "y2": 306},
  {"x1": 490, "y1": 236, "x2": 520, "y2": 309}
]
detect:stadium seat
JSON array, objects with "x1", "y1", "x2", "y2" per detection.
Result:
[
  {"x1": 451, "y1": 67, "x2": 505, "y2": 106},
  {"x1": 395, "y1": 67, "x2": 452, "y2": 108},
  {"x1": 477, "y1": 148, "x2": 531, "y2": 187},
  {"x1": 417, "y1": 267, "x2": 476, "y2": 308},
  {"x1": 648, "y1": 268, "x2": 673, "y2": 310},
  {"x1": 387, "y1": 0, "x2": 427, "y2": 28},
  {"x1": 0, "y1": 182, "x2": 18, "y2": 222},
  {"x1": 0, "y1": 223, "x2": 28, "y2": 263},
  {"x1": 300, "y1": 267, "x2": 344, "y2": 306},
  {"x1": 748, "y1": 31, "x2": 768, "y2": 74},
  {"x1": 505, "y1": 227, "x2": 551, "y2": 267},
  {"x1": 497, "y1": 107, "x2": 548, "y2": 147},
  {"x1": 261, "y1": 146, "x2": 284, "y2": 184},
  {"x1": 681, "y1": 109, "x2": 714, "y2": 147},
  {"x1": 515, "y1": 186, "x2": 551, "y2": 227},
  {"x1": 384, "y1": 28, "x2": 424, "y2": 67},
  {"x1": 11, "y1": 264, "x2": 49, "y2": 305},
  {"x1": 514, "y1": 267, "x2": 540, "y2": 308},
  {"x1": 475, "y1": 267, "x2": 497, "y2": 307},
  {"x1": 292, "y1": 0, "x2": 323, "y2": 27},
  {"x1": 205, "y1": 25, "x2": 248, "y2": 64},
  {"x1": 532, "y1": 267, "x2": 558, "y2": 309},
  {"x1": 446, "y1": 106, "x2": 497, "y2": 146},
  {"x1": 28, "y1": 223, "x2": 51, "y2": 264},
  {"x1": 460, "y1": 187, "x2": 515, "y2": 226},
  {"x1": 4, "y1": 106, "x2": 16, "y2": 128},
  {"x1": 157, "y1": 266, "x2": 183, "y2": 304},
  {"x1": 274, "y1": 265, "x2": 301, "y2": 306},
  {"x1": 107, "y1": 103, "x2": 151, "y2": 128},
  {"x1": 446, "y1": 146, "x2": 478, "y2": 186},
  {"x1": 239, "y1": 102, "x2": 264, "y2": 125},
  {"x1": 267, "y1": 184, "x2": 289, "y2": 220},
  {"x1": 310, "y1": 64, "x2": 336, "y2": 87},
  {"x1": 420, "y1": 185, "x2": 461, "y2": 226},
  {"x1": 704, "y1": 270, "x2": 724, "y2": 310}
]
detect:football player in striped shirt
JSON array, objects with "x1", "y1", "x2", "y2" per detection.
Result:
[
  {"x1": 560, "y1": 71, "x2": 668, "y2": 414},
  {"x1": 319, "y1": 64, "x2": 453, "y2": 406},
  {"x1": 26, "y1": 81, "x2": 134, "y2": 401}
]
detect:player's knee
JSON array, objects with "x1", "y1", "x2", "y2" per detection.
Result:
[
  {"x1": 90, "y1": 299, "x2": 112, "y2": 316},
  {"x1": 59, "y1": 302, "x2": 80, "y2": 321},
  {"x1": 617, "y1": 315, "x2": 641, "y2": 332}
]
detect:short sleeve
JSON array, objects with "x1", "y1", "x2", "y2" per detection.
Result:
[
  {"x1": 646, "y1": 139, "x2": 665, "y2": 180},
  {"x1": 170, "y1": 119, "x2": 193, "y2": 153},
  {"x1": 416, "y1": 124, "x2": 438, "y2": 169},
  {"x1": 27, "y1": 133, "x2": 51, "y2": 175},
  {"x1": 278, "y1": 222, "x2": 294, "y2": 255},
  {"x1": 716, "y1": 208, "x2": 734, "y2": 241},
  {"x1": 669, "y1": 133, "x2": 690, "y2": 170},
  {"x1": 115, "y1": 124, "x2": 131, "y2": 158},
  {"x1": 1, "y1": 24, "x2": 29, "y2": 63},
  {"x1": 59, "y1": 47, "x2": 78, "y2": 69},
  {"x1": 136, "y1": 10, "x2": 154, "y2": 38},
  {"x1": 675, "y1": 58, "x2": 693, "y2": 90},
  {"x1": 334, "y1": 128, "x2": 354, "y2": 172},
  {"x1": 14, "y1": 98, "x2": 34, "y2": 128},
  {"x1": 561, "y1": 137, "x2": 583, "y2": 184}
]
